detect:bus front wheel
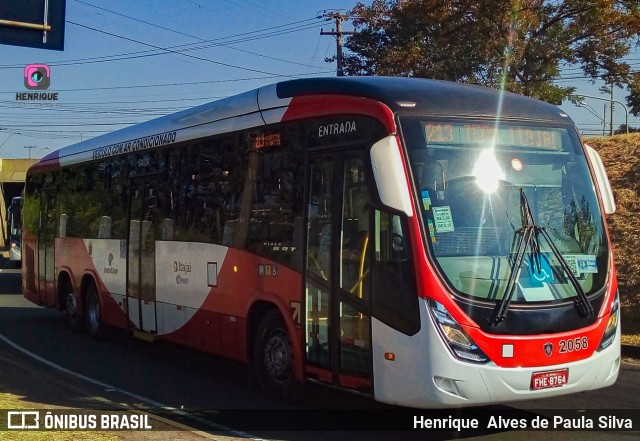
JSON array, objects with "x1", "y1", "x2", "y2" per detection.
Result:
[{"x1": 253, "y1": 310, "x2": 301, "y2": 402}]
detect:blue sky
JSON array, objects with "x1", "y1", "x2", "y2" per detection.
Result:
[{"x1": 0, "y1": 0, "x2": 636, "y2": 159}]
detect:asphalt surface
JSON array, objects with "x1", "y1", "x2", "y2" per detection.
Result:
[
  {"x1": 622, "y1": 343, "x2": 640, "y2": 359},
  {"x1": 0, "y1": 251, "x2": 245, "y2": 440},
  {"x1": 0, "y1": 338, "x2": 228, "y2": 440}
]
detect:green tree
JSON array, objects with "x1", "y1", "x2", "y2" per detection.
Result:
[{"x1": 343, "y1": 0, "x2": 640, "y2": 110}]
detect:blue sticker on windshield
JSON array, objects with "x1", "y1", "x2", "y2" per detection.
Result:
[
  {"x1": 521, "y1": 255, "x2": 554, "y2": 287},
  {"x1": 421, "y1": 190, "x2": 432, "y2": 210},
  {"x1": 576, "y1": 255, "x2": 598, "y2": 273}
]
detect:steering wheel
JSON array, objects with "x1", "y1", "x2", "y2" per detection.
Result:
[{"x1": 446, "y1": 176, "x2": 508, "y2": 227}]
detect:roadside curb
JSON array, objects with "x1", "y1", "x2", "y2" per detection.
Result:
[{"x1": 621, "y1": 344, "x2": 640, "y2": 359}]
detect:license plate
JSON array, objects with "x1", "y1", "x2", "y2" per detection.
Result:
[{"x1": 530, "y1": 369, "x2": 568, "y2": 390}]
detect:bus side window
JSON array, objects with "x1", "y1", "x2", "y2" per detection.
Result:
[
  {"x1": 340, "y1": 159, "x2": 370, "y2": 298},
  {"x1": 306, "y1": 160, "x2": 333, "y2": 281},
  {"x1": 371, "y1": 210, "x2": 420, "y2": 336}
]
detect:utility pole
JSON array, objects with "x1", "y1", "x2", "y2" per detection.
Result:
[
  {"x1": 24, "y1": 145, "x2": 36, "y2": 159},
  {"x1": 610, "y1": 85, "x2": 615, "y2": 136},
  {"x1": 321, "y1": 12, "x2": 354, "y2": 76}
]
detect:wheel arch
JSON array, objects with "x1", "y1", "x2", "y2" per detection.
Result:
[
  {"x1": 79, "y1": 272, "x2": 100, "y2": 311},
  {"x1": 56, "y1": 269, "x2": 75, "y2": 311}
]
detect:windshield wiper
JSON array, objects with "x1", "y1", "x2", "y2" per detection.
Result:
[
  {"x1": 489, "y1": 189, "x2": 594, "y2": 325},
  {"x1": 489, "y1": 190, "x2": 537, "y2": 325}
]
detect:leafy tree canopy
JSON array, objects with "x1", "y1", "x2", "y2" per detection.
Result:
[{"x1": 342, "y1": 0, "x2": 640, "y2": 112}]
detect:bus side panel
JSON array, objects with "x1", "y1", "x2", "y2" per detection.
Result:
[
  {"x1": 22, "y1": 230, "x2": 39, "y2": 305},
  {"x1": 54, "y1": 237, "x2": 129, "y2": 329},
  {"x1": 159, "y1": 307, "x2": 246, "y2": 361},
  {"x1": 80, "y1": 238, "x2": 129, "y2": 329},
  {"x1": 154, "y1": 242, "x2": 302, "y2": 363}
]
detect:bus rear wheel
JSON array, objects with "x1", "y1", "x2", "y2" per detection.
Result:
[
  {"x1": 66, "y1": 292, "x2": 83, "y2": 332},
  {"x1": 85, "y1": 284, "x2": 105, "y2": 339},
  {"x1": 253, "y1": 310, "x2": 301, "y2": 402}
]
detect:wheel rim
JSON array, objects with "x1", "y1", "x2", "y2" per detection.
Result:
[
  {"x1": 264, "y1": 329, "x2": 292, "y2": 383},
  {"x1": 87, "y1": 295, "x2": 100, "y2": 331},
  {"x1": 66, "y1": 293, "x2": 76, "y2": 318}
]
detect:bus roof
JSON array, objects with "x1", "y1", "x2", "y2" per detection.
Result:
[
  {"x1": 30, "y1": 77, "x2": 571, "y2": 173},
  {"x1": 276, "y1": 76, "x2": 567, "y2": 120}
]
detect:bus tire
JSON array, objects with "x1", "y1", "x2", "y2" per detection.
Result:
[
  {"x1": 253, "y1": 309, "x2": 301, "y2": 403},
  {"x1": 66, "y1": 291, "x2": 83, "y2": 332},
  {"x1": 85, "y1": 284, "x2": 106, "y2": 339}
]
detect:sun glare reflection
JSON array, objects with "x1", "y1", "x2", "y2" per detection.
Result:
[{"x1": 473, "y1": 149, "x2": 505, "y2": 194}]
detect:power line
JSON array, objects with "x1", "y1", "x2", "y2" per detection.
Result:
[
  {"x1": 0, "y1": 70, "x2": 333, "y2": 95},
  {"x1": 73, "y1": 1, "x2": 320, "y2": 69},
  {"x1": 0, "y1": 18, "x2": 322, "y2": 70},
  {"x1": 2, "y1": 96, "x2": 215, "y2": 106},
  {"x1": 67, "y1": 21, "x2": 287, "y2": 76}
]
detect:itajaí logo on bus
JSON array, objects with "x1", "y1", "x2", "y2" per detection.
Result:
[
  {"x1": 104, "y1": 252, "x2": 118, "y2": 274},
  {"x1": 173, "y1": 261, "x2": 191, "y2": 273},
  {"x1": 174, "y1": 260, "x2": 191, "y2": 285}
]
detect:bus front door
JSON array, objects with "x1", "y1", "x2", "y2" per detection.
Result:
[
  {"x1": 304, "y1": 153, "x2": 373, "y2": 394},
  {"x1": 127, "y1": 176, "x2": 157, "y2": 333}
]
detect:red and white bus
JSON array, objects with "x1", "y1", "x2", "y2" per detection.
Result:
[{"x1": 23, "y1": 77, "x2": 620, "y2": 408}]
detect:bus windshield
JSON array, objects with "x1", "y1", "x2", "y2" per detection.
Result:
[{"x1": 401, "y1": 117, "x2": 609, "y2": 305}]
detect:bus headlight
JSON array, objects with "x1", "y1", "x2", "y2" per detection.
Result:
[
  {"x1": 597, "y1": 290, "x2": 619, "y2": 351},
  {"x1": 428, "y1": 299, "x2": 490, "y2": 363}
]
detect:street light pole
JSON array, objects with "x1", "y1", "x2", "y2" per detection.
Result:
[
  {"x1": 0, "y1": 131, "x2": 22, "y2": 152},
  {"x1": 572, "y1": 94, "x2": 629, "y2": 135},
  {"x1": 576, "y1": 100, "x2": 608, "y2": 137}
]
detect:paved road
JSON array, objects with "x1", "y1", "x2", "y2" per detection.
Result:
[{"x1": 0, "y1": 265, "x2": 638, "y2": 440}]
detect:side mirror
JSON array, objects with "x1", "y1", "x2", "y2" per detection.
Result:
[
  {"x1": 585, "y1": 144, "x2": 616, "y2": 215},
  {"x1": 370, "y1": 136, "x2": 414, "y2": 217}
]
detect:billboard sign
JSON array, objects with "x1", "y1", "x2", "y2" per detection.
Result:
[{"x1": 0, "y1": 0, "x2": 66, "y2": 51}]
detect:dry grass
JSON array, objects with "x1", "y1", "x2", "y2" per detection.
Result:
[
  {"x1": 622, "y1": 334, "x2": 640, "y2": 346},
  {"x1": 587, "y1": 133, "x2": 640, "y2": 335}
]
